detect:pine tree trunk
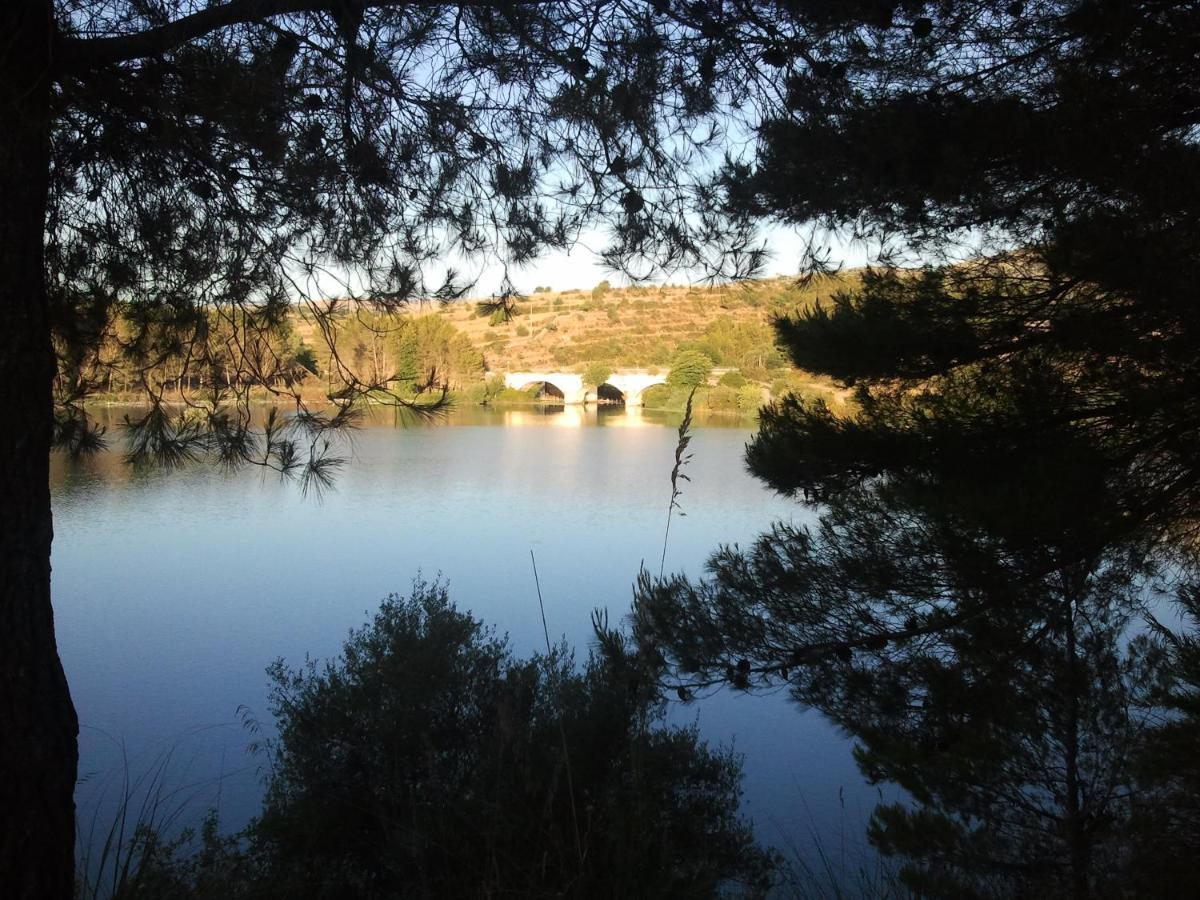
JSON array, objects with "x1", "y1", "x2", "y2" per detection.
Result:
[
  {"x1": 0, "y1": 3, "x2": 80, "y2": 898},
  {"x1": 1062, "y1": 595, "x2": 1089, "y2": 900}
]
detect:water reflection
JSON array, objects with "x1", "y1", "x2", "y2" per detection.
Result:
[{"x1": 52, "y1": 406, "x2": 876, "y2": 866}]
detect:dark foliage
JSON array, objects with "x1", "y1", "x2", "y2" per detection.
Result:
[
  {"x1": 246, "y1": 580, "x2": 776, "y2": 898},
  {"x1": 622, "y1": 2, "x2": 1200, "y2": 896}
]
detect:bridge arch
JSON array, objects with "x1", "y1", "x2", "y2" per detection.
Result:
[
  {"x1": 514, "y1": 379, "x2": 566, "y2": 401},
  {"x1": 503, "y1": 372, "x2": 586, "y2": 404},
  {"x1": 608, "y1": 374, "x2": 668, "y2": 407},
  {"x1": 595, "y1": 382, "x2": 625, "y2": 404}
]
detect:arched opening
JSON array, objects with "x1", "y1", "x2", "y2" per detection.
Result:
[
  {"x1": 596, "y1": 383, "x2": 625, "y2": 405},
  {"x1": 631, "y1": 381, "x2": 670, "y2": 408},
  {"x1": 518, "y1": 381, "x2": 565, "y2": 403}
]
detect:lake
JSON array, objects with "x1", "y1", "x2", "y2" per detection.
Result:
[{"x1": 51, "y1": 404, "x2": 885, "y2": 865}]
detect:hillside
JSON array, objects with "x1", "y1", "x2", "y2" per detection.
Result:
[
  {"x1": 376, "y1": 273, "x2": 858, "y2": 376},
  {"x1": 78, "y1": 274, "x2": 860, "y2": 413}
]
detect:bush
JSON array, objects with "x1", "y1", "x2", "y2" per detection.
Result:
[
  {"x1": 706, "y1": 385, "x2": 739, "y2": 411},
  {"x1": 641, "y1": 383, "x2": 672, "y2": 409},
  {"x1": 582, "y1": 361, "x2": 613, "y2": 387},
  {"x1": 493, "y1": 387, "x2": 534, "y2": 403},
  {"x1": 461, "y1": 383, "x2": 489, "y2": 405},
  {"x1": 718, "y1": 370, "x2": 747, "y2": 389},
  {"x1": 667, "y1": 350, "x2": 714, "y2": 389},
  {"x1": 253, "y1": 582, "x2": 777, "y2": 898},
  {"x1": 515, "y1": 324, "x2": 529, "y2": 337},
  {"x1": 737, "y1": 384, "x2": 765, "y2": 413}
]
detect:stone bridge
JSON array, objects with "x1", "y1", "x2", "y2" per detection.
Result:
[{"x1": 503, "y1": 370, "x2": 669, "y2": 406}]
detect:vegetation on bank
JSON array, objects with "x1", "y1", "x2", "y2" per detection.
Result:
[{"x1": 68, "y1": 277, "x2": 854, "y2": 418}]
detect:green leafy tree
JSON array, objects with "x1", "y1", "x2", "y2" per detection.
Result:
[
  {"x1": 254, "y1": 580, "x2": 777, "y2": 898},
  {"x1": 392, "y1": 324, "x2": 422, "y2": 385},
  {"x1": 390, "y1": 316, "x2": 483, "y2": 391},
  {"x1": 735, "y1": 384, "x2": 763, "y2": 413},
  {"x1": 582, "y1": 361, "x2": 613, "y2": 388},
  {"x1": 667, "y1": 350, "x2": 714, "y2": 389}
]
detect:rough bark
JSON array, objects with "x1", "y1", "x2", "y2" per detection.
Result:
[{"x1": 0, "y1": 2, "x2": 80, "y2": 898}]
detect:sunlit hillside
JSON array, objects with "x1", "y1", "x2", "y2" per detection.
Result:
[
  {"x1": 422, "y1": 275, "x2": 850, "y2": 373},
  {"x1": 289, "y1": 273, "x2": 861, "y2": 410}
]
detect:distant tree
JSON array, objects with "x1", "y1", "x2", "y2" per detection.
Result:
[
  {"x1": 582, "y1": 361, "x2": 613, "y2": 388},
  {"x1": 393, "y1": 324, "x2": 422, "y2": 385},
  {"x1": 390, "y1": 316, "x2": 482, "y2": 391},
  {"x1": 253, "y1": 580, "x2": 777, "y2": 898},
  {"x1": 706, "y1": 385, "x2": 739, "y2": 411},
  {"x1": 667, "y1": 350, "x2": 714, "y2": 389},
  {"x1": 291, "y1": 345, "x2": 319, "y2": 378},
  {"x1": 735, "y1": 384, "x2": 763, "y2": 413},
  {"x1": 718, "y1": 371, "x2": 748, "y2": 389}
]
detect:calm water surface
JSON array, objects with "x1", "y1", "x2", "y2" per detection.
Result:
[{"x1": 52, "y1": 405, "x2": 883, "y2": 857}]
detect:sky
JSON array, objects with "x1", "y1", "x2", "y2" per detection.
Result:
[
  {"x1": 300, "y1": 221, "x2": 878, "y2": 303},
  {"x1": 456, "y1": 223, "x2": 873, "y2": 298}
]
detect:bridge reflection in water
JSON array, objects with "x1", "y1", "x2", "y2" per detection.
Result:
[{"x1": 500, "y1": 405, "x2": 654, "y2": 428}]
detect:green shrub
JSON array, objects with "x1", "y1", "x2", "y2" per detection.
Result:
[
  {"x1": 252, "y1": 581, "x2": 777, "y2": 897},
  {"x1": 492, "y1": 387, "x2": 533, "y2": 403},
  {"x1": 582, "y1": 361, "x2": 613, "y2": 387},
  {"x1": 718, "y1": 370, "x2": 747, "y2": 389},
  {"x1": 737, "y1": 384, "x2": 765, "y2": 413},
  {"x1": 641, "y1": 383, "x2": 672, "y2": 409},
  {"x1": 706, "y1": 385, "x2": 739, "y2": 411},
  {"x1": 461, "y1": 383, "x2": 489, "y2": 405},
  {"x1": 667, "y1": 350, "x2": 714, "y2": 388}
]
